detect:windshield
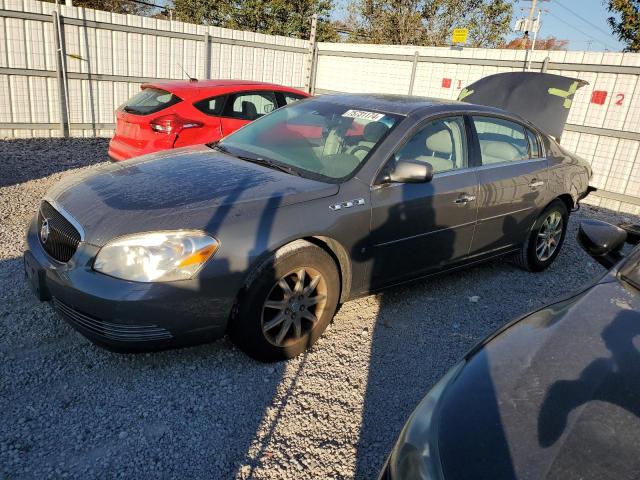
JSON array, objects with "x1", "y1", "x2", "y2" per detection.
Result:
[{"x1": 216, "y1": 100, "x2": 402, "y2": 181}]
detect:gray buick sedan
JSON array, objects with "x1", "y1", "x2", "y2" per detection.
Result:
[{"x1": 24, "y1": 74, "x2": 592, "y2": 361}]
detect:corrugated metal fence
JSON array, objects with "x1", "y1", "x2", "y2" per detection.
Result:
[
  {"x1": 0, "y1": 0, "x2": 311, "y2": 137},
  {"x1": 1, "y1": 0, "x2": 639, "y2": 213}
]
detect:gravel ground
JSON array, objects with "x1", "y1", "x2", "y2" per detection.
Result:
[{"x1": 1, "y1": 138, "x2": 639, "y2": 479}]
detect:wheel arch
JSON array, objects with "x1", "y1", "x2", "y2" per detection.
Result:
[
  {"x1": 553, "y1": 193, "x2": 574, "y2": 214},
  {"x1": 526, "y1": 194, "x2": 573, "y2": 237},
  {"x1": 240, "y1": 235, "x2": 352, "y2": 305},
  {"x1": 303, "y1": 235, "x2": 352, "y2": 303}
]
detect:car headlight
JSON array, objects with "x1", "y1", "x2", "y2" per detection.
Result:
[
  {"x1": 94, "y1": 231, "x2": 219, "y2": 282},
  {"x1": 388, "y1": 361, "x2": 464, "y2": 480}
]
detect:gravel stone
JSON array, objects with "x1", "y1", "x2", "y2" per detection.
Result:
[{"x1": 1, "y1": 138, "x2": 639, "y2": 479}]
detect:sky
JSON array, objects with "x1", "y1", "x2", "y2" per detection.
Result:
[
  {"x1": 331, "y1": 0, "x2": 626, "y2": 52},
  {"x1": 510, "y1": 0, "x2": 625, "y2": 51}
]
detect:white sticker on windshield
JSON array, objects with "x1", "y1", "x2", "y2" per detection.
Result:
[{"x1": 342, "y1": 109, "x2": 385, "y2": 121}]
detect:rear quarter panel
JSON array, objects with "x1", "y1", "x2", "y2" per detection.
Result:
[{"x1": 544, "y1": 135, "x2": 590, "y2": 208}]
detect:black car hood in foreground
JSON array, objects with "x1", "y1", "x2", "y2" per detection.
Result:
[
  {"x1": 45, "y1": 146, "x2": 339, "y2": 246},
  {"x1": 436, "y1": 259, "x2": 640, "y2": 480}
]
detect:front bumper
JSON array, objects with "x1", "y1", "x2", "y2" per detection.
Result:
[{"x1": 24, "y1": 216, "x2": 234, "y2": 351}]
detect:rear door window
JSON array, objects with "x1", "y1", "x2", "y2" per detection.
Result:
[
  {"x1": 193, "y1": 96, "x2": 226, "y2": 116},
  {"x1": 526, "y1": 128, "x2": 541, "y2": 158},
  {"x1": 277, "y1": 92, "x2": 306, "y2": 107},
  {"x1": 472, "y1": 116, "x2": 529, "y2": 165},
  {"x1": 223, "y1": 92, "x2": 277, "y2": 120},
  {"x1": 122, "y1": 88, "x2": 181, "y2": 115}
]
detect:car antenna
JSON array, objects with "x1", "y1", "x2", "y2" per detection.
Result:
[{"x1": 177, "y1": 63, "x2": 197, "y2": 82}]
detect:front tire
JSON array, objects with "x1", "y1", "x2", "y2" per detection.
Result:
[
  {"x1": 515, "y1": 199, "x2": 569, "y2": 272},
  {"x1": 229, "y1": 240, "x2": 340, "y2": 362}
]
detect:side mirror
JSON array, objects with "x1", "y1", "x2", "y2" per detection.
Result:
[
  {"x1": 578, "y1": 219, "x2": 627, "y2": 269},
  {"x1": 384, "y1": 160, "x2": 434, "y2": 184}
]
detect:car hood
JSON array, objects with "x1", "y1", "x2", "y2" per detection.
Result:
[
  {"x1": 45, "y1": 145, "x2": 339, "y2": 246},
  {"x1": 436, "y1": 270, "x2": 640, "y2": 480}
]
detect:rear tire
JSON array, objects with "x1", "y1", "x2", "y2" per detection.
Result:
[
  {"x1": 229, "y1": 240, "x2": 340, "y2": 362},
  {"x1": 514, "y1": 199, "x2": 568, "y2": 272}
]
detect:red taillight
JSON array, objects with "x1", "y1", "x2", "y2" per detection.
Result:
[{"x1": 150, "y1": 114, "x2": 203, "y2": 134}]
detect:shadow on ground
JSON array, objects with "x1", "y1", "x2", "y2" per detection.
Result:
[{"x1": 2, "y1": 138, "x2": 640, "y2": 478}]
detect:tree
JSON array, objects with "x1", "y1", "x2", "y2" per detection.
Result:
[
  {"x1": 173, "y1": 0, "x2": 338, "y2": 41},
  {"x1": 347, "y1": 0, "x2": 513, "y2": 47},
  {"x1": 503, "y1": 36, "x2": 569, "y2": 50},
  {"x1": 605, "y1": 0, "x2": 640, "y2": 52},
  {"x1": 465, "y1": 0, "x2": 514, "y2": 48},
  {"x1": 347, "y1": 0, "x2": 427, "y2": 45},
  {"x1": 62, "y1": 0, "x2": 155, "y2": 15}
]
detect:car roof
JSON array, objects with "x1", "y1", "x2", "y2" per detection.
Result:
[
  {"x1": 142, "y1": 80, "x2": 307, "y2": 100},
  {"x1": 317, "y1": 93, "x2": 508, "y2": 117}
]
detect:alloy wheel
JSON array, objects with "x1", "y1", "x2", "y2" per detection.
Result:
[
  {"x1": 261, "y1": 267, "x2": 328, "y2": 347},
  {"x1": 536, "y1": 211, "x2": 563, "y2": 262}
]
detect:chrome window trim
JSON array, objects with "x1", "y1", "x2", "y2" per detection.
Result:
[
  {"x1": 474, "y1": 158, "x2": 545, "y2": 171},
  {"x1": 370, "y1": 166, "x2": 478, "y2": 191},
  {"x1": 371, "y1": 157, "x2": 546, "y2": 191},
  {"x1": 432, "y1": 167, "x2": 477, "y2": 178}
]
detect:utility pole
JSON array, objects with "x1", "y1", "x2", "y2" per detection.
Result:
[
  {"x1": 522, "y1": 0, "x2": 537, "y2": 70},
  {"x1": 527, "y1": 9, "x2": 542, "y2": 70},
  {"x1": 305, "y1": 14, "x2": 318, "y2": 94}
]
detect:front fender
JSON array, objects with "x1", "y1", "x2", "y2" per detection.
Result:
[{"x1": 201, "y1": 187, "x2": 371, "y2": 305}]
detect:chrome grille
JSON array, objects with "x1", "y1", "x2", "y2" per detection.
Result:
[{"x1": 37, "y1": 201, "x2": 81, "y2": 262}]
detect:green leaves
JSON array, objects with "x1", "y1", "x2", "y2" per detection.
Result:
[
  {"x1": 605, "y1": 0, "x2": 640, "y2": 52},
  {"x1": 67, "y1": 0, "x2": 155, "y2": 15},
  {"x1": 346, "y1": 0, "x2": 513, "y2": 47},
  {"x1": 172, "y1": 0, "x2": 339, "y2": 41}
]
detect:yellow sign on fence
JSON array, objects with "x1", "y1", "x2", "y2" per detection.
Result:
[{"x1": 452, "y1": 28, "x2": 468, "y2": 44}]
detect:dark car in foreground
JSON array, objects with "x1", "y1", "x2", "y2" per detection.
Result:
[
  {"x1": 381, "y1": 220, "x2": 640, "y2": 480},
  {"x1": 24, "y1": 73, "x2": 591, "y2": 361}
]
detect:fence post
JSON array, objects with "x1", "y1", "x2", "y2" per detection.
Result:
[
  {"x1": 52, "y1": 11, "x2": 69, "y2": 137},
  {"x1": 408, "y1": 51, "x2": 419, "y2": 95},
  {"x1": 305, "y1": 14, "x2": 318, "y2": 93},
  {"x1": 203, "y1": 31, "x2": 211, "y2": 79},
  {"x1": 541, "y1": 56, "x2": 549, "y2": 73},
  {"x1": 309, "y1": 46, "x2": 319, "y2": 95}
]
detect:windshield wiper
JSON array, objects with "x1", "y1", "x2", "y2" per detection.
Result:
[
  {"x1": 209, "y1": 142, "x2": 230, "y2": 153},
  {"x1": 210, "y1": 144, "x2": 299, "y2": 176},
  {"x1": 238, "y1": 156, "x2": 301, "y2": 176},
  {"x1": 123, "y1": 106, "x2": 144, "y2": 114}
]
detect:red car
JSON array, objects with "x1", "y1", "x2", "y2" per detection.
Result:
[{"x1": 108, "y1": 80, "x2": 309, "y2": 161}]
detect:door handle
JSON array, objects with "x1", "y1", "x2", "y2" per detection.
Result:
[
  {"x1": 529, "y1": 180, "x2": 545, "y2": 188},
  {"x1": 453, "y1": 194, "x2": 476, "y2": 205}
]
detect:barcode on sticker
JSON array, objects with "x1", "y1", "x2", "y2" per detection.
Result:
[{"x1": 342, "y1": 109, "x2": 385, "y2": 121}]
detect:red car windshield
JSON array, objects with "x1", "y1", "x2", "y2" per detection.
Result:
[{"x1": 215, "y1": 100, "x2": 402, "y2": 181}]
